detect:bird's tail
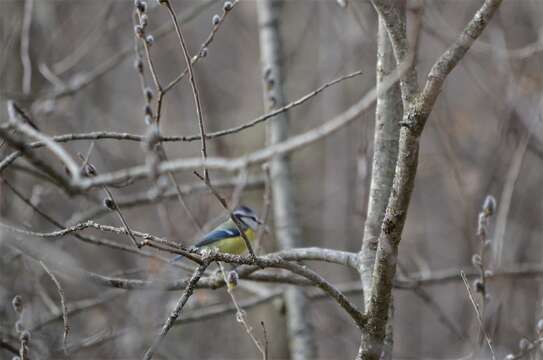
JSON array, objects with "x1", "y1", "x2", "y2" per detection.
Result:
[{"x1": 170, "y1": 246, "x2": 198, "y2": 263}]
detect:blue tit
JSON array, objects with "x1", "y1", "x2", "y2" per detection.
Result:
[{"x1": 185, "y1": 206, "x2": 262, "y2": 256}]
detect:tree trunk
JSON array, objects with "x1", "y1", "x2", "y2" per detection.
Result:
[{"x1": 257, "y1": 1, "x2": 317, "y2": 359}]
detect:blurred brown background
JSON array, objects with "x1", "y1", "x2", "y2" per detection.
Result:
[{"x1": 1, "y1": 0, "x2": 542, "y2": 359}]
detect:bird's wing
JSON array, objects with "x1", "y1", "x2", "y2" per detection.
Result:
[{"x1": 195, "y1": 227, "x2": 241, "y2": 248}]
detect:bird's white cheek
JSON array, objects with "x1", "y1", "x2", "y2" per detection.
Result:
[{"x1": 244, "y1": 218, "x2": 259, "y2": 230}]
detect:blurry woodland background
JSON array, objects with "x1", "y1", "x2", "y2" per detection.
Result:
[{"x1": 1, "y1": 0, "x2": 543, "y2": 359}]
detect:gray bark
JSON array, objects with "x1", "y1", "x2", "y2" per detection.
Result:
[
  {"x1": 358, "y1": 0, "x2": 504, "y2": 359},
  {"x1": 359, "y1": 14, "x2": 402, "y2": 311},
  {"x1": 359, "y1": 15, "x2": 402, "y2": 360},
  {"x1": 257, "y1": 1, "x2": 316, "y2": 359}
]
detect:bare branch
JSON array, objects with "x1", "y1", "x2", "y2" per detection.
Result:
[
  {"x1": 162, "y1": 0, "x2": 239, "y2": 94},
  {"x1": 0, "y1": 71, "x2": 362, "y2": 174},
  {"x1": 369, "y1": 0, "x2": 419, "y2": 105},
  {"x1": 101, "y1": 185, "x2": 141, "y2": 248},
  {"x1": 162, "y1": 0, "x2": 209, "y2": 181},
  {"x1": 359, "y1": 1, "x2": 503, "y2": 358},
  {"x1": 180, "y1": 70, "x2": 363, "y2": 142},
  {"x1": 493, "y1": 133, "x2": 529, "y2": 267},
  {"x1": 0, "y1": 187, "x2": 195, "y2": 269},
  {"x1": 75, "y1": 64, "x2": 407, "y2": 190},
  {"x1": 20, "y1": 0, "x2": 33, "y2": 95},
  {"x1": 7, "y1": 101, "x2": 81, "y2": 182},
  {"x1": 419, "y1": 0, "x2": 504, "y2": 119},
  {"x1": 31, "y1": 290, "x2": 122, "y2": 332},
  {"x1": 70, "y1": 176, "x2": 264, "y2": 223},
  {"x1": 143, "y1": 261, "x2": 210, "y2": 360},
  {"x1": 0, "y1": 125, "x2": 73, "y2": 193},
  {"x1": 360, "y1": 11, "x2": 402, "y2": 310},
  {"x1": 460, "y1": 271, "x2": 495, "y2": 359},
  {"x1": 41, "y1": 0, "x2": 216, "y2": 100},
  {"x1": 219, "y1": 263, "x2": 265, "y2": 358},
  {"x1": 39, "y1": 261, "x2": 69, "y2": 355}
]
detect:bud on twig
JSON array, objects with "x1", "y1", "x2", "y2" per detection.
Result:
[
  {"x1": 84, "y1": 163, "x2": 97, "y2": 177},
  {"x1": 212, "y1": 14, "x2": 220, "y2": 26},
  {"x1": 134, "y1": 59, "x2": 144, "y2": 73},
  {"x1": 135, "y1": 25, "x2": 144, "y2": 38},
  {"x1": 12, "y1": 295, "x2": 23, "y2": 314},
  {"x1": 482, "y1": 195, "x2": 497, "y2": 216},
  {"x1": 135, "y1": 0, "x2": 147, "y2": 13},
  {"x1": 471, "y1": 254, "x2": 482, "y2": 266},
  {"x1": 104, "y1": 198, "x2": 116, "y2": 210},
  {"x1": 144, "y1": 87, "x2": 153, "y2": 102},
  {"x1": 227, "y1": 271, "x2": 239, "y2": 289}
]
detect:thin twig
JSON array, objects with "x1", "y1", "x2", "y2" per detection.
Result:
[
  {"x1": 70, "y1": 175, "x2": 263, "y2": 223},
  {"x1": 0, "y1": 125, "x2": 73, "y2": 194},
  {"x1": 79, "y1": 153, "x2": 141, "y2": 249},
  {"x1": 7, "y1": 101, "x2": 81, "y2": 182},
  {"x1": 160, "y1": 147, "x2": 203, "y2": 232},
  {"x1": 0, "y1": 177, "x2": 195, "y2": 270},
  {"x1": 20, "y1": 0, "x2": 33, "y2": 94},
  {"x1": 31, "y1": 290, "x2": 122, "y2": 332},
  {"x1": 6, "y1": 216, "x2": 357, "y2": 268},
  {"x1": 255, "y1": 166, "x2": 272, "y2": 252},
  {"x1": 163, "y1": 0, "x2": 208, "y2": 181},
  {"x1": 0, "y1": 70, "x2": 362, "y2": 173},
  {"x1": 143, "y1": 261, "x2": 210, "y2": 360},
  {"x1": 218, "y1": 262, "x2": 265, "y2": 357},
  {"x1": 75, "y1": 63, "x2": 407, "y2": 190},
  {"x1": 59, "y1": 328, "x2": 128, "y2": 356},
  {"x1": 174, "y1": 281, "x2": 366, "y2": 327},
  {"x1": 460, "y1": 270, "x2": 495, "y2": 359},
  {"x1": 397, "y1": 263, "x2": 464, "y2": 341},
  {"x1": 1, "y1": 217, "x2": 200, "y2": 269},
  {"x1": 140, "y1": 30, "x2": 162, "y2": 94},
  {"x1": 178, "y1": 70, "x2": 364, "y2": 141},
  {"x1": 261, "y1": 321, "x2": 269, "y2": 360},
  {"x1": 39, "y1": 261, "x2": 69, "y2": 355},
  {"x1": 494, "y1": 132, "x2": 530, "y2": 267},
  {"x1": 175, "y1": 289, "x2": 283, "y2": 325},
  {"x1": 162, "y1": 0, "x2": 238, "y2": 93},
  {"x1": 0, "y1": 219, "x2": 201, "y2": 264},
  {"x1": 133, "y1": 5, "x2": 202, "y2": 235},
  {"x1": 101, "y1": 185, "x2": 141, "y2": 248},
  {"x1": 41, "y1": 0, "x2": 216, "y2": 101}
]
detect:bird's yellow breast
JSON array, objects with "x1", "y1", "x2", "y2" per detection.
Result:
[{"x1": 203, "y1": 228, "x2": 255, "y2": 254}]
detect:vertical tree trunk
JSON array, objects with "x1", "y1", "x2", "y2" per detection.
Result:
[
  {"x1": 358, "y1": 0, "x2": 503, "y2": 358},
  {"x1": 359, "y1": 13, "x2": 402, "y2": 311},
  {"x1": 257, "y1": 1, "x2": 316, "y2": 359},
  {"x1": 359, "y1": 12, "x2": 403, "y2": 360}
]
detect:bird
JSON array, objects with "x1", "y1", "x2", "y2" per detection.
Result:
[{"x1": 180, "y1": 206, "x2": 262, "y2": 257}]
